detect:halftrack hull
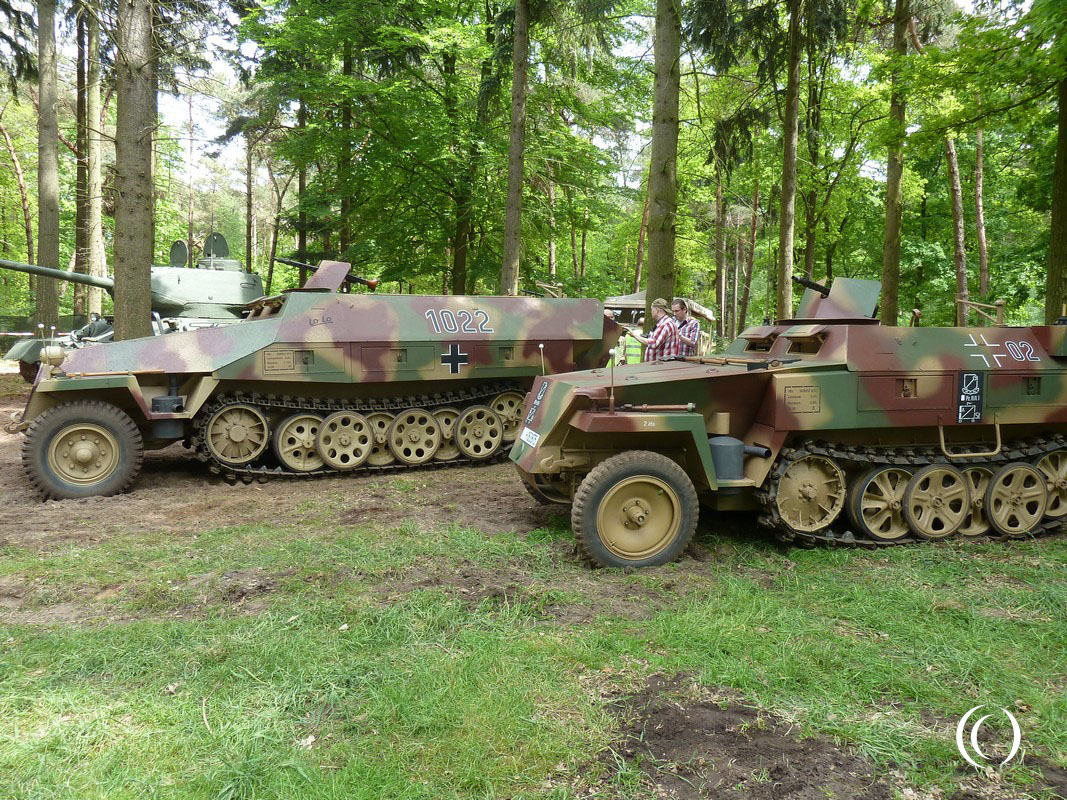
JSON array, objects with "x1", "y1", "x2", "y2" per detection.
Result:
[
  {"x1": 510, "y1": 278, "x2": 1067, "y2": 566},
  {"x1": 15, "y1": 261, "x2": 622, "y2": 499}
]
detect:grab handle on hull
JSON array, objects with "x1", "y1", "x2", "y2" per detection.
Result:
[{"x1": 938, "y1": 418, "x2": 1001, "y2": 459}]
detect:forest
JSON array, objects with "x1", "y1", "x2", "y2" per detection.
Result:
[{"x1": 0, "y1": 0, "x2": 1065, "y2": 341}]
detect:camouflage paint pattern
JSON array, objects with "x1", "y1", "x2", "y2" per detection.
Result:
[
  {"x1": 18, "y1": 260, "x2": 622, "y2": 432},
  {"x1": 510, "y1": 277, "x2": 1067, "y2": 497}
]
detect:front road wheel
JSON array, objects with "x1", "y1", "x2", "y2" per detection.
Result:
[
  {"x1": 571, "y1": 451, "x2": 698, "y2": 568},
  {"x1": 23, "y1": 401, "x2": 143, "y2": 500}
]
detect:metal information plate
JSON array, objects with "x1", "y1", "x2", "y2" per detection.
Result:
[{"x1": 957, "y1": 371, "x2": 985, "y2": 423}]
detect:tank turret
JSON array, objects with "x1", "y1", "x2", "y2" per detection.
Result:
[{"x1": 2, "y1": 235, "x2": 264, "y2": 379}]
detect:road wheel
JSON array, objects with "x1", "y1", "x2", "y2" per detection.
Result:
[
  {"x1": 490, "y1": 391, "x2": 525, "y2": 443},
  {"x1": 986, "y1": 463, "x2": 1047, "y2": 535},
  {"x1": 317, "y1": 411, "x2": 372, "y2": 471},
  {"x1": 23, "y1": 400, "x2": 143, "y2": 499},
  {"x1": 846, "y1": 465, "x2": 912, "y2": 541},
  {"x1": 455, "y1": 405, "x2": 503, "y2": 460},
  {"x1": 903, "y1": 465, "x2": 970, "y2": 540},
  {"x1": 433, "y1": 408, "x2": 461, "y2": 461},
  {"x1": 365, "y1": 412, "x2": 396, "y2": 466},
  {"x1": 1033, "y1": 450, "x2": 1067, "y2": 518},
  {"x1": 205, "y1": 402, "x2": 269, "y2": 466},
  {"x1": 774, "y1": 453, "x2": 846, "y2": 534},
  {"x1": 272, "y1": 413, "x2": 324, "y2": 472},
  {"x1": 959, "y1": 465, "x2": 995, "y2": 537},
  {"x1": 387, "y1": 408, "x2": 441, "y2": 465},
  {"x1": 571, "y1": 451, "x2": 698, "y2": 568}
]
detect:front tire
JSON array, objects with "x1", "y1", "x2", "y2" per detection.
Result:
[
  {"x1": 571, "y1": 451, "x2": 698, "y2": 568},
  {"x1": 23, "y1": 401, "x2": 143, "y2": 499}
]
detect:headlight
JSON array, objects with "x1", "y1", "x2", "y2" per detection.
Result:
[{"x1": 42, "y1": 345, "x2": 66, "y2": 367}]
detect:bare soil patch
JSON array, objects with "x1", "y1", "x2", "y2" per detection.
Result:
[
  {"x1": 375, "y1": 557, "x2": 716, "y2": 624},
  {"x1": 0, "y1": 368, "x2": 562, "y2": 552},
  {"x1": 600, "y1": 674, "x2": 892, "y2": 800}
]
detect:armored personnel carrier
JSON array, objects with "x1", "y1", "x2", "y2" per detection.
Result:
[
  {"x1": 511, "y1": 276, "x2": 1067, "y2": 567},
  {"x1": 14, "y1": 260, "x2": 621, "y2": 499},
  {"x1": 3, "y1": 235, "x2": 262, "y2": 380}
]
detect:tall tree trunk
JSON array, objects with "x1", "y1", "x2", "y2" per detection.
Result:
[
  {"x1": 1046, "y1": 77, "x2": 1067, "y2": 324},
  {"x1": 945, "y1": 138, "x2": 968, "y2": 325},
  {"x1": 499, "y1": 0, "x2": 529, "y2": 295},
  {"x1": 580, "y1": 206, "x2": 589, "y2": 278},
  {"x1": 777, "y1": 0, "x2": 802, "y2": 319},
  {"x1": 731, "y1": 236, "x2": 740, "y2": 338},
  {"x1": 634, "y1": 185, "x2": 650, "y2": 292},
  {"x1": 567, "y1": 186, "x2": 578, "y2": 277},
  {"x1": 0, "y1": 111, "x2": 34, "y2": 284},
  {"x1": 36, "y1": 0, "x2": 60, "y2": 332},
  {"x1": 738, "y1": 175, "x2": 759, "y2": 331},
  {"x1": 265, "y1": 165, "x2": 290, "y2": 295},
  {"x1": 186, "y1": 89, "x2": 194, "y2": 267},
  {"x1": 86, "y1": 2, "x2": 103, "y2": 314},
  {"x1": 714, "y1": 168, "x2": 725, "y2": 336},
  {"x1": 880, "y1": 0, "x2": 909, "y2": 326},
  {"x1": 245, "y1": 132, "x2": 254, "y2": 273},
  {"x1": 113, "y1": 0, "x2": 154, "y2": 340},
  {"x1": 339, "y1": 41, "x2": 352, "y2": 257},
  {"x1": 297, "y1": 98, "x2": 307, "y2": 286},
  {"x1": 547, "y1": 161, "x2": 557, "y2": 278},
  {"x1": 975, "y1": 127, "x2": 988, "y2": 296},
  {"x1": 645, "y1": 0, "x2": 681, "y2": 316},
  {"x1": 74, "y1": 7, "x2": 88, "y2": 317}
]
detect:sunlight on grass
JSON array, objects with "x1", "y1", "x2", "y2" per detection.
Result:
[{"x1": 0, "y1": 515, "x2": 1064, "y2": 799}]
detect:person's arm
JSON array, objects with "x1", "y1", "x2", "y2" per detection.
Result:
[
  {"x1": 678, "y1": 319, "x2": 698, "y2": 347},
  {"x1": 626, "y1": 327, "x2": 652, "y2": 345}
]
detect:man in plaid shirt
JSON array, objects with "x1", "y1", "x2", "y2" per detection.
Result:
[
  {"x1": 672, "y1": 298, "x2": 701, "y2": 357},
  {"x1": 624, "y1": 298, "x2": 680, "y2": 362}
]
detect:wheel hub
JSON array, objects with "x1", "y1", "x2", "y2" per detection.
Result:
[
  {"x1": 799, "y1": 482, "x2": 817, "y2": 500},
  {"x1": 623, "y1": 498, "x2": 650, "y2": 527},
  {"x1": 49, "y1": 423, "x2": 120, "y2": 485},
  {"x1": 228, "y1": 424, "x2": 248, "y2": 443}
]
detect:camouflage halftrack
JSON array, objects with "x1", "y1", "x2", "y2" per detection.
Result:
[
  {"x1": 511, "y1": 276, "x2": 1067, "y2": 567},
  {"x1": 15, "y1": 260, "x2": 621, "y2": 499}
]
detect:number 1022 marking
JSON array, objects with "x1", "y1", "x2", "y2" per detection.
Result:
[{"x1": 424, "y1": 308, "x2": 494, "y2": 334}]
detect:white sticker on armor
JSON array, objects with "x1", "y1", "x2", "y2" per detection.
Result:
[{"x1": 520, "y1": 427, "x2": 541, "y2": 447}]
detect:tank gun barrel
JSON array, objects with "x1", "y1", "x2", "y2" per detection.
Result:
[{"x1": 0, "y1": 258, "x2": 114, "y2": 291}]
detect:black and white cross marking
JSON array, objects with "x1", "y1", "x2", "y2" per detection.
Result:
[{"x1": 441, "y1": 343, "x2": 469, "y2": 374}]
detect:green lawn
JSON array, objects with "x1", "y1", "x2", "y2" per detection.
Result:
[{"x1": 1, "y1": 490, "x2": 1065, "y2": 799}]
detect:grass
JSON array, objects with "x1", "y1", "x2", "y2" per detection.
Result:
[{"x1": 1, "y1": 509, "x2": 1065, "y2": 799}]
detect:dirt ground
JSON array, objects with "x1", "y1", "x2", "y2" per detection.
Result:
[
  {"x1": 598, "y1": 675, "x2": 1067, "y2": 800},
  {"x1": 0, "y1": 366, "x2": 567, "y2": 552}
]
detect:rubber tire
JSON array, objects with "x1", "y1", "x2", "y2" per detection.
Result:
[
  {"x1": 571, "y1": 451, "x2": 698, "y2": 568},
  {"x1": 22, "y1": 400, "x2": 143, "y2": 500}
]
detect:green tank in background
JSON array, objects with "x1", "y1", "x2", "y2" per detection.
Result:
[
  {"x1": 13, "y1": 259, "x2": 622, "y2": 499},
  {"x1": 2, "y1": 234, "x2": 263, "y2": 381},
  {"x1": 511, "y1": 275, "x2": 1067, "y2": 567}
]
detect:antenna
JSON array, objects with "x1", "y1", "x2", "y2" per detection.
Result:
[
  {"x1": 49, "y1": 325, "x2": 56, "y2": 347},
  {"x1": 36, "y1": 322, "x2": 44, "y2": 341},
  {"x1": 538, "y1": 343, "x2": 545, "y2": 376},
  {"x1": 608, "y1": 348, "x2": 616, "y2": 414}
]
